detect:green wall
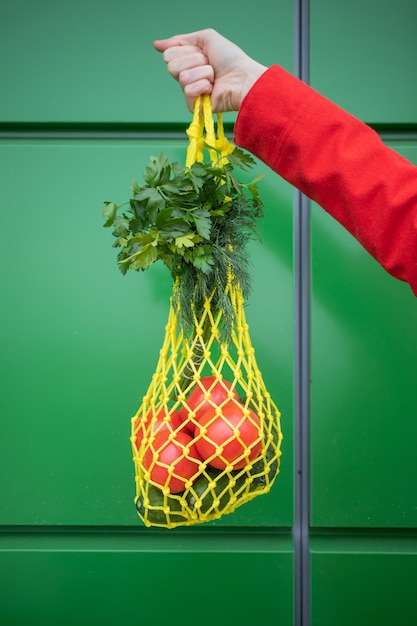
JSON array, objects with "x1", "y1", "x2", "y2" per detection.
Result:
[{"x1": 0, "y1": 1, "x2": 416, "y2": 625}]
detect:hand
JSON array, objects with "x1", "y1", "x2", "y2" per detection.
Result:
[{"x1": 154, "y1": 28, "x2": 267, "y2": 113}]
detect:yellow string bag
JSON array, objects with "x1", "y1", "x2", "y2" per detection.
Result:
[{"x1": 130, "y1": 95, "x2": 283, "y2": 528}]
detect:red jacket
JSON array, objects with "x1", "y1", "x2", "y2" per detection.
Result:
[{"x1": 234, "y1": 65, "x2": 417, "y2": 296}]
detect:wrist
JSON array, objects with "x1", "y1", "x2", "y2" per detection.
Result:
[{"x1": 240, "y1": 62, "x2": 268, "y2": 107}]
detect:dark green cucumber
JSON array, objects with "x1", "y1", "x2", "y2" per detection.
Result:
[
  {"x1": 248, "y1": 437, "x2": 280, "y2": 491},
  {"x1": 186, "y1": 469, "x2": 245, "y2": 515},
  {"x1": 136, "y1": 484, "x2": 188, "y2": 525}
]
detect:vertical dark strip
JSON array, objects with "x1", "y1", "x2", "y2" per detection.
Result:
[{"x1": 293, "y1": 0, "x2": 311, "y2": 625}]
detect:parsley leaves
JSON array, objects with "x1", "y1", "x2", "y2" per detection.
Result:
[{"x1": 103, "y1": 147, "x2": 264, "y2": 337}]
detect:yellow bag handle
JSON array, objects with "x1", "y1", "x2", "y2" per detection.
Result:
[{"x1": 185, "y1": 94, "x2": 235, "y2": 168}]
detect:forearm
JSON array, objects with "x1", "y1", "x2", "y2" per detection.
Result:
[{"x1": 234, "y1": 65, "x2": 417, "y2": 295}]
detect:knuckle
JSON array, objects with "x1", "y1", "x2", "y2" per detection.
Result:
[{"x1": 178, "y1": 68, "x2": 191, "y2": 86}]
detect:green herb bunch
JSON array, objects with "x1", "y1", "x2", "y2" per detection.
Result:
[{"x1": 103, "y1": 147, "x2": 264, "y2": 338}]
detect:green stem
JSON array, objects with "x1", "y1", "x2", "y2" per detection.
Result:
[{"x1": 177, "y1": 317, "x2": 212, "y2": 395}]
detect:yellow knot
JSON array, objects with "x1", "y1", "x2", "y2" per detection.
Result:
[{"x1": 185, "y1": 95, "x2": 235, "y2": 168}]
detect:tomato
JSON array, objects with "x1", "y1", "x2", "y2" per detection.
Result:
[
  {"x1": 195, "y1": 400, "x2": 262, "y2": 470},
  {"x1": 178, "y1": 376, "x2": 235, "y2": 431},
  {"x1": 134, "y1": 408, "x2": 185, "y2": 450},
  {"x1": 143, "y1": 430, "x2": 202, "y2": 494}
]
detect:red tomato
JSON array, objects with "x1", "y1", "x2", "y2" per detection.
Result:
[
  {"x1": 195, "y1": 400, "x2": 262, "y2": 470},
  {"x1": 134, "y1": 408, "x2": 185, "y2": 450},
  {"x1": 143, "y1": 430, "x2": 202, "y2": 493},
  {"x1": 178, "y1": 376, "x2": 235, "y2": 431}
]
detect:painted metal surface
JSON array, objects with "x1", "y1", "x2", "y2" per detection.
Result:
[
  {"x1": 310, "y1": 143, "x2": 417, "y2": 528},
  {"x1": 0, "y1": 0, "x2": 293, "y2": 124},
  {"x1": 0, "y1": 531, "x2": 294, "y2": 626},
  {"x1": 311, "y1": 535, "x2": 417, "y2": 625},
  {"x1": 310, "y1": 0, "x2": 417, "y2": 123}
]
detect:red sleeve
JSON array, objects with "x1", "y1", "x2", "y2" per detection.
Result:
[{"x1": 234, "y1": 65, "x2": 417, "y2": 296}]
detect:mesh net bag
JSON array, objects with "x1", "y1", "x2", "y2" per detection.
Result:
[{"x1": 127, "y1": 96, "x2": 283, "y2": 528}]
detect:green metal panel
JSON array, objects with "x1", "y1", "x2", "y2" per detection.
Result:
[
  {"x1": 310, "y1": 142, "x2": 417, "y2": 527},
  {"x1": 0, "y1": 0, "x2": 293, "y2": 124},
  {"x1": 311, "y1": 535, "x2": 417, "y2": 625},
  {"x1": 0, "y1": 139, "x2": 294, "y2": 527},
  {"x1": 0, "y1": 531, "x2": 294, "y2": 626},
  {"x1": 310, "y1": 0, "x2": 417, "y2": 124}
]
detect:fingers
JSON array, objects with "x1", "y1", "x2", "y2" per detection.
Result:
[
  {"x1": 154, "y1": 40, "x2": 214, "y2": 110},
  {"x1": 179, "y1": 64, "x2": 214, "y2": 89},
  {"x1": 153, "y1": 39, "x2": 181, "y2": 55},
  {"x1": 154, "y1": 29, "x2": 246, "y2": 112},
  {"x1": 153, "y1": 35, "x2": 188, "y2": 52},
  {"x1": 178, "y1": 65, "x2": 215, "y2": 112},
  {"x1": 162, "y1": 46, "x2": 209, "y2": 80},
  {"x1": 153, "y1": 29, "x2": 217, "y2": 53},
  {"x1": 184, "y1": 78, "x2": 213, "y2": 99}
]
